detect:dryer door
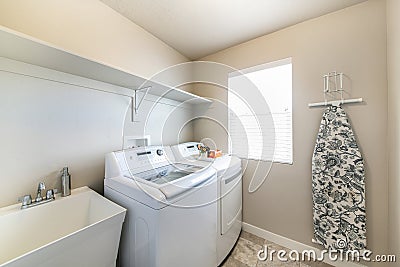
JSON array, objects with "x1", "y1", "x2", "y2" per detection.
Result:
[{"x1": 220, "y1": 170, "x2": 242, "y2": 235}]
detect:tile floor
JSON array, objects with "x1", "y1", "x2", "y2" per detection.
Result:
[{"x1": 220, "y1": 231, "x2": 333, "y2": 267}]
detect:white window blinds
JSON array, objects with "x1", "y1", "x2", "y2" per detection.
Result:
[{"x1": 228, "y1": 58, "x2": 293, "y2": 164}]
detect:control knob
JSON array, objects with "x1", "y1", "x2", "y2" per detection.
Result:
[{"x1": 156, "y1": 149, "x2": 163, "y2": 156}]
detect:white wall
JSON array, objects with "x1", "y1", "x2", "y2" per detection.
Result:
[
  {"x1": 0, "y1": 57, "x2": 194, "y2": 208},
  {"x1": 195, "y1": 0, "x2": 388, "y2": 263},
  {"x1": 0, "y1": 0, "x2": 193, "y2": 208},
  {"x1": 0, "y1": 58, "x2": 127, "y2": 206},
  {"x1": 387, "y1": 0, "x2": 400, "y2": 261},
  {"x1": 123, "y1": 93, "x2": 195, "y2": 146}
]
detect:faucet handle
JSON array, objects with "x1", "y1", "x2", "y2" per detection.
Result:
[
  {"x1": 46, "y1": 188, "x2": 58, "y2": 200},
  {"x1": 36, "y1": 182, "x2": 46, "y2": 202},
  {"x1": 37, "y1": 182, "x2": 46, "y2": 191},
  {"x1": 18, "y1": 194, "x2": 32, "y2": 208}
]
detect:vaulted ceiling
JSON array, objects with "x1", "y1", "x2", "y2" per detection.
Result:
[{"x1": 100, "y1": 0, "x2": 367, "y2": 60}]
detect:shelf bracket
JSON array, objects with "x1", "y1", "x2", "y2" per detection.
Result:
[{"x1": 131, "y1": 86, "x2": 151, "y2": 122}]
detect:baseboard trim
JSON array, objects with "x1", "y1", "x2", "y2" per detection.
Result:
[{"x1": 242, "y1": 222, "x2": 366, "y2": 267}]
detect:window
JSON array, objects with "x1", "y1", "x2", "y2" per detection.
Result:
[{"x1": 228, "y1": 58, "x2": 292, "y2": 164}]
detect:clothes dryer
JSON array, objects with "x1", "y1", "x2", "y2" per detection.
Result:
[{"x1": 171, "y1": 142, "x2": 242, "y2": 265}]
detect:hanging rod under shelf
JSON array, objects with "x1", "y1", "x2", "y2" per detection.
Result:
[
  {"x1": 0, "y1": 26, "x2": 212, "y2": 106},
  {"x1": 0, "y1": 68, "x2": 136, "y2": 98},
  {"x1": 308, "y1": 98, "x2": 363, "y2": 108}
]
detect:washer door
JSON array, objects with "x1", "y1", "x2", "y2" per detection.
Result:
[{"x1": 220, "y1": 170, "x2": 242, "y2": 235}]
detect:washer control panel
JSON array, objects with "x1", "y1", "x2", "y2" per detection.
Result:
[
  {"x1": 115, "y1": 146, "x2": 172, "y2": 173},
  {"x1": 175, "y1": 142, "x2": 203, "y2": 158}
]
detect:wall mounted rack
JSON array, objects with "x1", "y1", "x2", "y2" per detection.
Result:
[{"x1": 308, "y1": 71, "x2": 363, "y2": 107}]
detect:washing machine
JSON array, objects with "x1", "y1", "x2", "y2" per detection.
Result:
[
  {"x1": 170, "y1": 142, "x2": 242, "y2": 265},
  {"x1": 104, "y1": 145, "x2": 218, "y2": 267}
]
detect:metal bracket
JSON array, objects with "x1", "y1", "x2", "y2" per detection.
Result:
[
  {"x1": 323, "y1": 71, "x2": 344, "y2": 103},
  {"x1": 131, "y1": 86, "x2": 151, "y2": 122}
]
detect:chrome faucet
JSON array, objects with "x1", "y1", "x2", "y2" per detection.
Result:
[
  {"x1": 35, "y1": 182, "x2": 46, "y2": 202},
  {"x1": 18, "y1": 182, "x2": 58, "y2": 209}
]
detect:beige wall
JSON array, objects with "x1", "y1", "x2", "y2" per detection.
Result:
[
  {"x1": 196, "y1": 0, "x2": 388, "y2": 261},
  {"x1": 0, "y1": 0, "x2": 188, "y2": 79},
  {"x1": 387, "y1": 0, "x2": 400, "y2": 260},
  {"x1": 0, "y1": 0, "x2": 393, "y2": 262}
]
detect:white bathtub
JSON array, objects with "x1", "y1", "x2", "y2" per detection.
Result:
[{"x1": 0, "y1": 186, "x2": 126, "y2": 267}]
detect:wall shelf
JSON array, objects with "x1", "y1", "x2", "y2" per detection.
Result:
[{"x1": 0, "y1": 26, "x2": 211, "y2": 105}]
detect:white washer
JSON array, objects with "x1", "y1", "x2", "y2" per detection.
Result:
[
  {"x1": 170, "y1": 142, "x2": 242, "y2": 265},
  {"x1": 104, "y1": 145, "x2": 218, "y2": 267}
]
